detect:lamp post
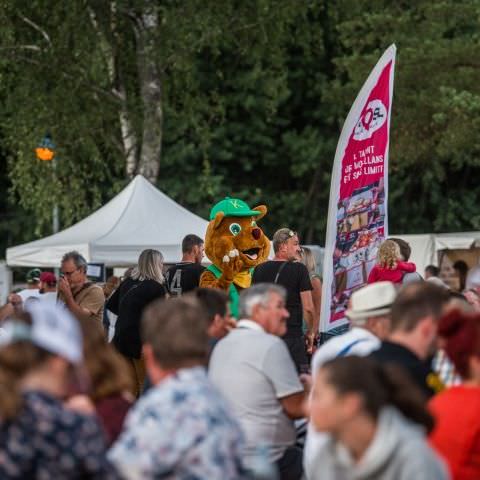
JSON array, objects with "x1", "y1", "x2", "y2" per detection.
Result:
[{"x1": 35, "y1": 134, "x2": 59, "y2": 234}]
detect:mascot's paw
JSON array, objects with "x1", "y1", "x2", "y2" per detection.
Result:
[
  {"x1": 222, "y1": 249, "x2": 239, "y2": 263},
  {"x1": 222, "y1": 249, "x2": 243, "y2": 282}
]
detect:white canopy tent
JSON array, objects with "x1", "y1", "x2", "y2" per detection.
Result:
[
  {"x1": 393, "y1": 232, "x2": 480, "y2": 276},
  {"x1": 6, "y1": 175, "x2": 209, "y2": 267}
]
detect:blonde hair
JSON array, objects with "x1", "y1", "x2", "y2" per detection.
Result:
[
  {"x1": 78, "y1": 319, "x2": 133, "y2": 401},
  {"x1": 300, "y1": 246, "x2": 316, "y2": 275},
  {"x1": 377, "y1": 240, "x2": 401, "y2": 269},
  {"x1": 131, "y1": 249, "x2": 164, "y2": 284}
]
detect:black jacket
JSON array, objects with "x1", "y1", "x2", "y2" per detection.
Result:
[{"x1": 107, "y1": 277, "x2": 166, "y2": 359}]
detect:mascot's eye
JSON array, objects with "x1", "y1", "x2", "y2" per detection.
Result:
[
  {"x1": 229, "y1": 223, "x2": 242, "y2": 236},
  {"x1": 251, "y1": 221, "x2": 257, "y2": 227}
]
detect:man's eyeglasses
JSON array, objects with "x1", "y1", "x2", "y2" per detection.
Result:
[{"x1": 61, "y1": 268, "x2": 79, "y2": 277}]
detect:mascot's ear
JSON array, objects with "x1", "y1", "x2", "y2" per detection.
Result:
[
  {"x1": 212, "y1": 212, "x2": 225, "y2": 230},
  {"x1": 253, "y1": 205, "x2": 267, "y2": 221}
]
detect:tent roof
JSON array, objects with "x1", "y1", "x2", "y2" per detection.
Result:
[
  {"x1": 6, "y1": 175, "x2": 208, "y2": 267},
  {"x1": 391, "y1": 232, "x2": 480, "y2": 276}
]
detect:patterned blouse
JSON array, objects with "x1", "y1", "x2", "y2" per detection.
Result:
[
  {"x1": 109, "y1": 366, "x2": 245, "y2": 479},
  {"x1": 0, "y1": 390, "x2": 119, "y2": 479}
]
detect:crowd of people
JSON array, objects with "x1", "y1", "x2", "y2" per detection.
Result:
[{"x1": 0, "y1": 230, "x2": 480, "y2": 479}]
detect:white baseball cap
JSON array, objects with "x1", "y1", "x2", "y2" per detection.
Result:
[{"x1": 0, "y1": 303, "x2": 83, "y2": 364}]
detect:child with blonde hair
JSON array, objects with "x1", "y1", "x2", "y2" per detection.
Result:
[{"x1": 368, "y1": 239, "x2": 417, "y2": 284}]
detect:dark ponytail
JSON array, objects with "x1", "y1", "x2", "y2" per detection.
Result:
[{"x1": 321, "y1": 356, "x2": 434, "y2": 432}]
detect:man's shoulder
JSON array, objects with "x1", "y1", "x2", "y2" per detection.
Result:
[
  {"x1": 17, "y1": 289, "x2": 40, "y2": 301},
  {"x1": 168, "y1": 262, "x2": 205, "y2": 271},
  {"x1": 313, "y1": 328, "x2": 380, "y2": 368},
  {"x1": 138, "y1": 368, "x2": 221, "y2": 414},
  {"x1": 369, "y1": 341, "x2": 419, "y2": 365},
  {"x1": 319, "y1": 328, "x2": 371, "y2": 351},
  {"x1": 253, "y1": 260, "x2": 307, "y2": 281},
  {"x1": 211, "y1": 327, "x2": 282, "y2": 364},
  {"x1": 217, "y1": 326, "x2": 279, "y2": 348},
  {"x1": 79, "y1": 282, "x2": 104, "y2": 298},
  {"x1": 253, "y1": 261, "x2": 278, "y2": 274}
]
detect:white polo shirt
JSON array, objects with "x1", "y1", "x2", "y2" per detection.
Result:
[
  {"x1": 209, "y1": 319, "x2": 303, "y2": 464},
  {"x1": 311, "y1": 327, "x2": 381, "y2": 374}
]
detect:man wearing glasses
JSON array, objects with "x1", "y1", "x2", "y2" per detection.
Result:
[
  {"x1": 252, "y1": 228, "x2": 315, "y2": 373},
  {"x1": 57, "y1": 251, "x2": 105, "y2": 326}
]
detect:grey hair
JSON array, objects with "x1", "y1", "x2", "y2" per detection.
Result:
[
  {"x1": 239, "y1": 283, "x2": 286, "y2": 319},
  {"x1": 131, "y1": 249, "x2": 165, "y2": 284},
  {"x1": 272, "y1": 228, "x2": 296, "y2": 253},
  {"x1": 61, "y1": 251, "x2": 88, "y2": 273}
]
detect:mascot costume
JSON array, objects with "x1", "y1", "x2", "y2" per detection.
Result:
[{"x1": 199, "y1": 197, "x2": 270, "y2": 318}]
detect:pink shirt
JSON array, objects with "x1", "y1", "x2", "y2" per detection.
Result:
[{"x1": 367, "y1": 261, "x2": 416, "y2": 284}]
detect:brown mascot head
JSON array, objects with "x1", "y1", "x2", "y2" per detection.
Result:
[{"x1": 205, "y1": 197, "x2": 270, "y2": 271}]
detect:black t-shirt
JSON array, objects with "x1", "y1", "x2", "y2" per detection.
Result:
[
  {"x1": 369, "y1": 341, "x2": 440, "y2": 399},
  {"x1": 252, "y1": 261, "x2": 312, "y2": 337},
  {"x1": 165, "y1": 262, "x2": 205, "y2": 296},
  {"x1": 107, "y1": 277, "x2": 167, "y2": 359}
]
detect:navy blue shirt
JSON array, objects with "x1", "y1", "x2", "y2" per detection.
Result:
[{"x1": 0, "y1": 390, "x2": 119, "y2": 479}]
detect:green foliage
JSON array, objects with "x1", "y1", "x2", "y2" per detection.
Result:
[
  {"x1": 1, "y1": 0, "x2": 480, "y2": 253},
  {"x1": 332, "y1": 0, "x2": 480, "y2": 233}
]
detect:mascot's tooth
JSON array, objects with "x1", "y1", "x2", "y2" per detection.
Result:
[
  {"x1": 229, "y1": 250, "x2": 236, "y2": 258},
  {"x1": 223, "y1": 255, "x2": 230, "y2": 263}
]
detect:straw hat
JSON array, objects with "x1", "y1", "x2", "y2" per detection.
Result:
[{"x1": 346, "y1": 281, "x2": 396, "y2": 321}]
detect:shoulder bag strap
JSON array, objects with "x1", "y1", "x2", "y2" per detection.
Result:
[
  {"x1": 274, "y1": 261, "x2": 290, "y2": 284},
  {"x1": 336, "y1": 338, "x2": 369, "y2": 357}
]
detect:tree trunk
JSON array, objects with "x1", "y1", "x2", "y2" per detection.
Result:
[
  {"x1": 89, "y1": 2, "x2": 139, "y2": 179},
  {"x1": 135, "y1": 5, "x2": 162, "y2": 184}
]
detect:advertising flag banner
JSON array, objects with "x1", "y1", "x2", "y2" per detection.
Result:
[{"x1": 320, "y1": 45, "x2": 396, "y2": 334}]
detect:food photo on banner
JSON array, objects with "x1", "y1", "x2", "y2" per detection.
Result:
[{"x1": 320, "y1": 44, "x2": 396, "y2": 338}]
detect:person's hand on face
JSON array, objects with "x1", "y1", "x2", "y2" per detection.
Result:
[
  {"x1": 8, "y1": 293, "x2": 23, "y2": 307},
  {"x1": 58, "y1": 276, "x2": 73, "y2": 300}
]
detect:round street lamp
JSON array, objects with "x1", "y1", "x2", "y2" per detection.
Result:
[
  {"x1": 35, "y1": 134, "x2": 56, "y2": 161},
  {"x1": 35, "y1": 133, "x2": 59, "y2": 235}
]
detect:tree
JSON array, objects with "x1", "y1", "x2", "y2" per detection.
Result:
[
  {"x1": 2, "y1": 0, "x2": 480, "y2": 248},
  {"x1": 0, "y1": 0, "x2": 299, "y2": 234},
  {"x1": 328, "y1": 0, "x2": 480, "y2": 233}
]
